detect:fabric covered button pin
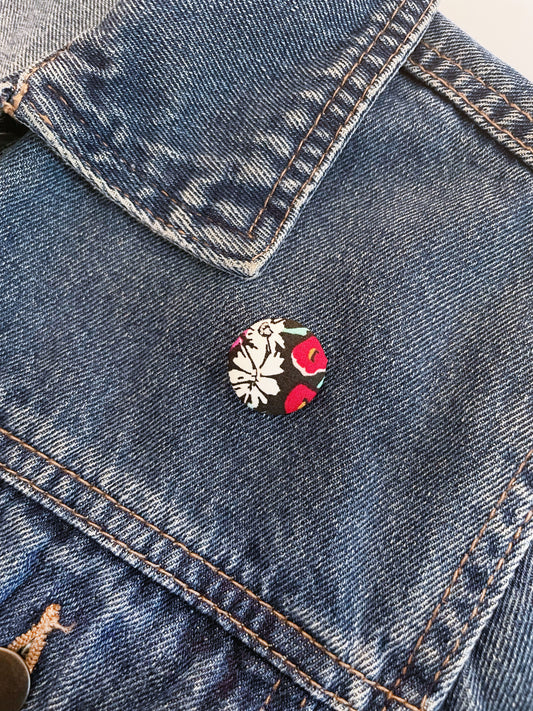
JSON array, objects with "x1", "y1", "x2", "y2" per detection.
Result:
[{"x1": 228, "y1": 317, "x2": 327, "y2": 415}]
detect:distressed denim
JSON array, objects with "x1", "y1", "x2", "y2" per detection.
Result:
[{"x1": 0, "y1": 2, "x2": 532, "y2": 710}]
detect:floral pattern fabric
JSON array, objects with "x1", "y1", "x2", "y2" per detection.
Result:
[{"x1": 228, "y1": 318, "x2": 327, "y2": 415}]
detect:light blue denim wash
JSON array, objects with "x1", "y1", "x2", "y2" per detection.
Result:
[{"x1": 0, "y1": 0, "x2": 532, "y2": 709}]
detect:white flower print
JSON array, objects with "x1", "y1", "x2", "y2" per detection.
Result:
[
  {"x1": 228, "y1": 345, "x2": 284, "y2": 409},
  {"x1": 245, "y1": 318, "x2": 286, "y2": 355}
]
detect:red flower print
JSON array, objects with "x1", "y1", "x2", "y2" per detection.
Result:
[
  {"x1": 284, "y1": 384, "x2": 317, "y2": 413},
  {"x1": 291, "y1": 336, "x2": 327, "y2": 376}
]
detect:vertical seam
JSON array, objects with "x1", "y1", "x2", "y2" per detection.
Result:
[
  {"x1": 420, "y1": 506, "x2": 533, "y2": 709},
  {"x1": 381, "y1": 448, "x2": 533, "y2": 711}
]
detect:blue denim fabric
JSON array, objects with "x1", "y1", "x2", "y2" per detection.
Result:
[
  {"x1": 2, "y1": 0, "x2": 438, "y2": 276},
  {"x1": 1, "y1": 3, "x2": 532, "y2": 711}
]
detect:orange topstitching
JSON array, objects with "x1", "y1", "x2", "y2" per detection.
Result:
[
  {"x1": 421, "y1": 42, "x2": 533, "y2": 125},
  {"x1": 419, "y1": 505, "x2": 533, "y2": 710},
  {"x1": 0, "y1": 426, "x2": 415, "y2": 710},
  {"x1": 408, "y1": 58, "x2": 533, "y2": 157},
  {"x1": 0, "y1": 457, "x2": 420, "y2": 711},
  {"x1": 380, "y1": 448, "x2": 533, "y2": 711},
  {"x1": 246, "y1": 0, "x2": 412, "y2": 239}
]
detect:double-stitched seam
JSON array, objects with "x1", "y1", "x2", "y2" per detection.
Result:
[
  {"x1": 420, "y1": 505, "x2": 533, "y2": 709},
  {"x1": 249, "y1": 0, "x2": 437, "y2": 263},
  {"x1": 7, "y1": 2, "x2": 435, "y2": 267},
  {"x1": 247, "y1": 0, "x2": 412, "y2": 239},
  {"x1": 0, "y1": 0, "x2": 417, "y2": 251},
  {"x1": 408, "y1": 59, "x2": 533, "y2": 157},
  {"x1": 259, "y1": 678, "x2": 281, "y2": 711},
  {"x1": 0, "y1": 460, "x2": 422, "y2": 711},
  {"x1": 0, "y1": 426, "x2": 415, "y2": 709},
  {"x1": 381, "y1": 448, "x2": 533, "y2": 711},
  {"x1": 420, "y1": 42, "x2": 533, "y2": 125}
]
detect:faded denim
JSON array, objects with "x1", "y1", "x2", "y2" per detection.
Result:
[{"x1": 0, "y1": 2, "x2": 532, "y2": 711}]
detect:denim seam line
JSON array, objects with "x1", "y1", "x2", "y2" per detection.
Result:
[
  {"x1": 41, "y1": 0, "x2": 413, "y2": 243},
  {"x1": 420, "y1": 42, "x2": 533, "y2": 125},
  {"x1": 379, "y1": 448, "x2": 533, "y2": 711},
  {"x1": 21, "y1": 99, "x2": 252, "y2": 265},
  {"x1": 1, "y1": 428, "x2": 531, "y2": 711},
  {"x1": 1, "y1": 43, "x2": 72, "y2": 116},
  {"x1": 406, "y1": 59, "x2": 533, "y2": 159},
  {"x1": 43, "y1": 82, "x2": 249, "y2": 240},
  {"x1": 248, "y1": 0, "x2": 437, "y2": 264},
  {"x1": 5, "y1": 0, "x2": 435, "y2": 267},
  {"x1": 259, "y1": 678, "x2": 282, "y2": 711},
  {"x1": 0, "y1": 458, "x2": 421, "y2": 711},
  {"x1": 1, "y1": 0, "x2": 411, "y2": 241},
  {"x1": 247, "y1": 0, "x2": 415, "y2": 238},
  {"x1": 0, "y1": 426, "x2": 417, "y2": 711},
  {"x1": 419, "y1": 505, "x2": 533, "y2": 709}
]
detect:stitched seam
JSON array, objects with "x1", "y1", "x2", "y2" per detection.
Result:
[
  {"x1": 24, "y1": 101, "x2": 254, "y2": 265},
  {"x1": 3, "y1": 0, "x2": 416, "y2": 248},
  {"x1": 2, "y1": 44, "x2": 71, "y2": 115},
  {"x1": 420, "y1": 505, "x2": 533, "y2": 710},
  {"x1": 8, "y1": 2, "x2": 435, "y2": 266},
  {"x1": 0, "y1": 459, "x2": 422, "y2": 711},
  {"x1": 381, "y1": 448, "x2": 533, "y2": 710},
  {"x1": 420, "y1": 42, "x2": 533, "y2": 125},
  {"x1": 259, "y1": 678, "x2": 281, "y2": 711},
  {"x1": 408, "y1": 59, "x2": 533, "y2": 156},
  {"x1": 249, "y1": 0, "x2": 437, "y2": 263},
  {"x1": 0, "y1": 426, "x2": 413, "y2": 708},
  {"x1": 247, "y1": 0, "x2": 412, "y2": 239},
  {"x1": 43, "y1": 83, "x2": 249, "y2": 238}
]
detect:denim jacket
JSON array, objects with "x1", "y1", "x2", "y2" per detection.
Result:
[{"x1": 0, "y1": 1, "x2": 532, "y2": 710}]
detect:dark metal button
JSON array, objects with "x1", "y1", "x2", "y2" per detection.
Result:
[
  {"x1": 0, "y1": 648, "x2": 30, "y2": 711},
  {"x1": 228, "y1": 317, "x2": 327, "y2": 415}
]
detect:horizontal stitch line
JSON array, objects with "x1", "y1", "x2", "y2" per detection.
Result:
[
  {"x1": 43, "y1": 83, "x2": 249, "y2": 238},
  {"x1": 247, "y1": 0, "x2": 412, "y2": 238},
  {"x1": 0, "y1": 427, "x2": 414, "y2": 708},
  {"x1": 381, "y1": 448, "x2": 533, "y2": 711},
  {"x1": 420, "y1": 42, "x2": 533, "y2": 125},
  {"x1": 420, "y1": 505, "x2": 533, "y2": 709},
  {"x1": 249, "y1": 0, "x2": 437, "y2": 263},
  {"x1": 0, "y1": 459, "x2": 421, "y2": 711},
  {"x1": 15, "y1": 2, "x2": 435, "y2": 266},
  {"x1": 408, "y1": 59, "x2": 533, "y2": 157}
]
